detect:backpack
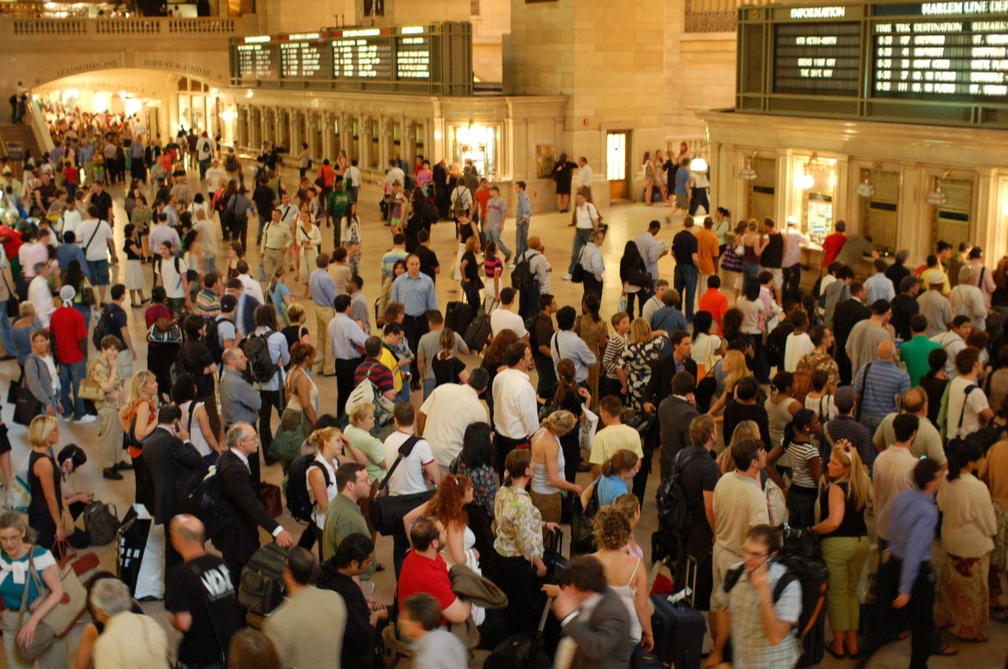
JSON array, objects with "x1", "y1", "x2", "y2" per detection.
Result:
[
  {"x1": 155, "y1": 255, "x2": 184, "y2": 290},
  {"x1": 723, "y1": 552, "x2": 829, "y2": 668},
  {"x1": 765, "y1": 321, "x2": 793, "y2": 370},
  {"x1": 92, "y1": 304, "x2": 117, "y2": 350},
  {"x1": 511, "y1": 251, "x2": 536, "y2": 293},
  {"x1": 284, "y1": 454, "x2": 330, "y2": 523},
  {"x1": 238, "y1": 542, "x2": 289, "y2": 619},
  {"x1": 183, "y1": 466, "x2": 236, "y2": 541},
  {"x1": 451, "y1": 187, "x2": 469, "y2": 218},
  {"x1": 791, "y1": 368, "x2": 812, "y2": 405},
  {"x1": 204, "y1": 315, "x2": 227, "y2": 365},
  {"x1": 224, "y1": 154, "x2": 238, "y2": 172},
  {"x1": 655, "y1": 449, "x2": 705, "y2": 536},
  {"x1": 240, "y1": 332, "x2": 277, "y2": 383}
]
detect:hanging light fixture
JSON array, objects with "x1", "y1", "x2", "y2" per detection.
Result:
[
  {"x1": 738, "y1": 154, "x2": 757, "y2": 181},
  {"x1": 795, "y1": 152, "x2": 818, "y2": 190},
  {"x1": 927, "y1": 171, "x2": 950, "y2": 205},
  {"x1": 689, "y1": 157, "x2": 708, "y2": 173}
]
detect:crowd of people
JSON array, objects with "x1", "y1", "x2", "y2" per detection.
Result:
[{"x1": 0, "y1": 105, "x2": 1007, "y2": 669}]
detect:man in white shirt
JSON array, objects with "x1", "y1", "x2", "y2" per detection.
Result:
[
  {"x1": 192, "y1": 209, "x2": 218, "y2": 274},
  {"x1": 781, "y1": 217, "x2": 808, "y2": 301},
  {"x1": 345, "y1": 160, "x2": 362, "y2": 203},
  {"x1": 931, "y1": 315, "x2": 973, "y2": 377},
  {"x1": 551, "y1": 305, "x2": 597, "y2": 384},
  {"x1": 235, "y1": 259, "x2": 265, "y2": 304},
  {"x1": 149, "y1": 212, "x2": 181, "y2": 256},
  {"x1": 872, "y1": 413, "x2": 919, "y2": 546},
  {"x1": 783, "y1": 310, "x2": 814, "y2": 373},
  {"x1": 195, "y1": 132, "x2": 213, "y2": 181},
  {"x1": 204, "y1": 159, "x2": 225, "y2": 193},
  {"x1": 17, "y1": 228, "x2": 48, "y2": 280},
  {"x1": 383, "y1": 159, "x2": 406, "y2": 193},
  {"x1": 154, "y1": 240, "x2": 190, "y2": 313},
  {"x1": 576, "y1": 156, "x2": 593, "y2": 203},
  {"x1": 489, "y1": 287, "x2": 529, "y2": 339},
  {"x1": 564, "y1": 193, "x2": 600, "y2": 280},
  {"x1": 75, "y1": 204, "x2": 117, "y2": 303},
  {"x1": 418, "y1": 370, "x2": 490, "y2": 476},
  {"x1": 635, "y1": 220, "x2": 666, "y2": 281},
  {"x1": 28, "y1": 261, "x2": 56, "y2": 327},
  {"x1": 491, "y1": 341, "x2": 540, "y2": 479},
  {"x1": 642, "y1": 280, "x2": 668, "y2": 325},
  {"x1": 946, "y1": 346, "x2": 994, "y2": 441}
]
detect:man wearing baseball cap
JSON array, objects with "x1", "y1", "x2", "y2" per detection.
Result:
[
  {"x1": 50, "y1": 285, "x2": 96, "y2": 423},
  {"x1": 918, "y1": 268, "x2": 952, "y2": 337}
]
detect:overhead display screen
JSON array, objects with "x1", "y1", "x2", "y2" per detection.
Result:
[
  {"x1": 773, "y1": 22, "x2": 862, "y2": 95},
  {"x1": 229, "y1": 22, "x2": 472, "y2": 95},
  {"x1": 737, "y1": 1, "x2": 1008, "y2": 127}
]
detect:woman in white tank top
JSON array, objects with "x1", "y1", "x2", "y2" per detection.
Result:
[{"x1": 530, "y1": 410, "x2": 583, "y2": 524}]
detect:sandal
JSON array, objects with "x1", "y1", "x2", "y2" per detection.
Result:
[
  {"x1": 933, "y1": 644, "x2": 959, "y2": 656},
  {"x1": 957, "y1": 633, "x2": 990, "y2": 643},
  {"x1": 824, "y1": 641, "x2": 846, "y2": 659}
]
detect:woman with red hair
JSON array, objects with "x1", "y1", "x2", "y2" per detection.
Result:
[{"x1": 404, "y1": 474, "x2": 478, "y2": 568}]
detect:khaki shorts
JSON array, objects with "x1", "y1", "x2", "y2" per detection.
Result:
[{"x1": 676, "y1": 194, "x2": 689, "y2": 210}]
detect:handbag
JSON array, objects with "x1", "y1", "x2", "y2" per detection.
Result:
[
  {"x1": 146, "y1": 322, "x2": 182, "y2": 344},
  {"x1": 720, "y1": 244, "x2": 743, "y2": 272},
  {"x1": 269, "y1": 408, "x2": 308, "y2": 463},
  {"x1": 78, "y1": 363, "x2": 104, "y2": 402},
  {"x1": 6, "y1": 453, "x2": 31, "y2": 513},
  {"x1": 14, "y1": 552, "x2": 55, "y2": 662},
  {"x1": 79, "y1": 284, "x2": 96, "y2": 306},
  {"x1": 369, "y1": 436, "x2": 436, "y2": 536},
  {"x1": 13, "y1": 358, "x2": 43, "y2": 426},
  {"x1": 83, "y1": 502, "x2": 120, "y2": 546},
  {"x1": 27, "y1": 544, "x2": 88, "y2": 638},
  {"x1": 570, "y1": 247, "x2": 586, "y2": 284}
]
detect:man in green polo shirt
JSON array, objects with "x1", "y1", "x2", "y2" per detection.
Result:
[
  {"x1": 899, "y1": 314, "x2": 942, "y2": 386},
  {"x1": 326, "y1": 178, "x2": 351, "y2": 247},
  {"x1": 322, "y1": 462, "x2": 376, "y2": 581}
]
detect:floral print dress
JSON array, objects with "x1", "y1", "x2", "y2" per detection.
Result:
[{"x1": 619, "y1": 334, "x2": 668, "y2": 411}]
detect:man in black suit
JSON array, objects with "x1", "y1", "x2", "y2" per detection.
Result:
[
  {"x1": 833, "y1": 279, "x2": 871, "y2": 385},
  {"x1": 217, "y1": 423, "x2": 294, "y2": 585},
  {"x1": 657, "y1": 371, "x2": 700, "y2": 482},
  {"x1": 645, "y1": 329, "x2": 698, "y2": 412},
  {"x1": 143, "y1": 404, "x2": 203, "y2": 573}
]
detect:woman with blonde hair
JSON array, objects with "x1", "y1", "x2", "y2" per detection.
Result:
[
  {"x1": 304, "y1": 425, "x2": 346, "y2": 555},
  {"x1": 530, "y1": 409, "x2": 582, "y2": 523},
  {"x1": 119, "y1": 370, "x2": 159, "y2": 508},
  {"x1": 0, "y1": 510, "x2": 68, "y2": 669},
  {"x1": 706, "y1": 349, "x2": 751, "y2": 418},
  {"x1": 718, "y1": 419, "x2": 761, "y2": 474},
  {"x1": 432, "y1": 327, "x2": 468, "y2": 387},
  {"x1": 27, "y1": 415, "x2": 66, "y2": 556},
  {"x1": 612, "y1": 493, "x2": 645, "y2": 559},
  {"x1": 618, "y1": 318, "x2": 668, "y2": 411},
  {"x1": 810, "y1": 439, "x2": 871, "y2": 658},
  {"x1": 344, "y1": 403, "x2": 388, "y2": 482},
  {"x1": 459, "y1": 235, "x2": 483, "y2": 311}
]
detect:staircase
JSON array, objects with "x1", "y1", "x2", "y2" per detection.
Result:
[{"x1": 0, "y1": 122, "x2": 45, "y2": 173}]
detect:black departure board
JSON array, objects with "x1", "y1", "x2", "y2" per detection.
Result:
[
  {"x1": 737, "y1": 1, "x2": 1008, "y2": 127},
  {"x1": 773, "y1": 22, "x2": 862, "y2": 95},
  {"x1": 235, "y1": 41, "x2": 278, "y2": 80},
  {"x1": 279, "y1": 37, "x2": 331, "y2": 80},
  {"x1": 229, "y1": 22, "x2": 472, "y2": 95}
]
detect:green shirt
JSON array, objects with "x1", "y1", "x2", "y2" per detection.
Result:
[
  {"x1": 322, "y1": 494, "x2": 375, "y2": 579},
  {"x1": 899, "y1": 335, "x2": 942, "y2": 386},
  {"x1": 327, "y1": 190, "x2": 351, "y2": 220},
  {"x1": 344, "y1": 424, "x2": 386, "y2": 482}
]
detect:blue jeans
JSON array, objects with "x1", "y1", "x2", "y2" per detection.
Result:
[
  {"x1": 514, "y1": 221, "x2": 529, "y2": 260},
  {"x1": 59, "y1": 359, "x2": 87, "y2": 419},
  {"x1": 569, "y1": 228, "x2": 592, "y2": 274},
  {"x1": 674, "y1": 264, "x2": 699, "y2": 322},
  {"x1": 742, "y1": 261, "x2": 760, "y2": 293},
  {"x1": 0, "y1": 298, "x2": 16, "y2": 357},
  {"x1": 423, "y1": 377, "x2": 436, "y2": 400},
  {"x1": 396, "y1": 381, "x2": 411, "y2": 405},
  {"x1": 486, "y1": 228, "x2": 512, "y2": 260}
]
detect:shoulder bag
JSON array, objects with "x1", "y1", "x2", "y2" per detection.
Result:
[
  {"x1": 14, "y1": 551, "x2": 55, "y2": 662},
  {"x1": 269, "y1": 369, "x2": 310, "y2": 463},
  {"x1": 13, "y1": 357, "x2": 43, "y2": 426},
  {"x1": 369, "y1": 436, "x2": 436, "y2": 535},
  {"x1": 570, "y1": 247, "x2": 586, "y2": 284},
  {"x1": 78, "y1": 362, "x2": 104, "y2": 403}
]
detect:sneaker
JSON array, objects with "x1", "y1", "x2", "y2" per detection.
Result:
[
  {"x1": 102, "y1": 468, "x2": 124, "y2": 481},
  {"x1": 562, "y1": 273, "x2": 572, "y2": 281},
  {"x1": 508, "y1": 263, "x2": 516, "y2": 270},
  {"x1": 114, "y1": 461, "x2": 134, "y2": 471},
  {"x1": 76, "y1": 415, "x2": 97, "y2": 424}
]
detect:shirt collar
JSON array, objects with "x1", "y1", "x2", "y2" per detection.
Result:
[{"x1": 230, "y1": 448, "x2": 249, "y2": 468}]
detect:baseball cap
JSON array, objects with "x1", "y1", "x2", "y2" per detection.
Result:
[
  {"x1": 923, "y1": 269, "x2": 945, "y2": 286},
  {"x1": 220, "y1": 294, "x2": 238, "y2": 313}
]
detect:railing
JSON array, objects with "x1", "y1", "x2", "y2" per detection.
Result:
[
  {"x1": 4, "y1": 16, "x2": 240, "y2": 39},
  {"x1": 686, "y1": 0, "x2": 775, "y2": 33}
]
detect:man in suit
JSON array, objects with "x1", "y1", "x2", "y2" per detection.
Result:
[
  {"x1": 645, "y1": 329, "x2": 697, "y2": 411},
  {"x1": 656, "y1": 371, "x2": 700, "y2": 482},
  {"x1": 143, "y1": 404, "x2": 203, "y2": 573},
  {"x1": 833, "y1": 279, "x2": 870, "y2": 385},
  {"x1": 550, "y1": 555, "x2": 634, "y2": 669},
  {"x1": 217, "y1": 422, "x2": 293, "y2": 585}
]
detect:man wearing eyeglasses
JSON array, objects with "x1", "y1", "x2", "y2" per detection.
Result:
[
  {"x1": 707, "y1": 438, "x2": 771, "y2": 667},
  {"x1": 217, "y1": 423, "x2": 294, "y2": 587},
  {"x1": 322, "y1": 463, "x2": 376, "y2": 582}
]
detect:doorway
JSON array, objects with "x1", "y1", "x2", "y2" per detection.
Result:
[{"x1": 606, "y1": 131, "x2": 630, "y2": 201}]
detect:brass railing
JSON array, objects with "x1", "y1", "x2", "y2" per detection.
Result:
[{"x1": 686, "y1": 0, "x2": 775, "y2": 33}]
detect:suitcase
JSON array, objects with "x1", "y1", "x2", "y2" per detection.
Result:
[
  {"x1": 651, "y1": 557, "x2": 704, "y2": 669},
  {"x1": 483, "y1": 598, "x2": 553, "y2": 669},
  {"x1": 445, "y1": 300, "x2": 473, "y2": 335},
  {"x1": 116, "y1": 504, "x2": 165, "y2": 600}
]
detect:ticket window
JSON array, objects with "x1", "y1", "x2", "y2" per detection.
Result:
[
  {"x1": 453, "y1": 124, "x2": 499, "y2": 178},
  {"x1": 794, "y1": 157, "x2": 836, "y2": 244},
  {"x1": 930, "y1": 177, "x2": 974, "y2": 255},
  {"x1": 348, "y1": 118, "x2": 361, "y2": 164},
  {"x1": 747, "y1": 156, "x2": 777, "y2": 223},
  {"x1": 390, "y1": 121, "x2": 402, "y2": 162},
  {"x1": 859, "y1": 168, "x2": 900, "y2": 255},
  {"x1": 368, "y1": 119, "x2": 380, "y2": 169}
]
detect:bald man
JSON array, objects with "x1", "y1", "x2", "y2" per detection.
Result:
[
  {"x1": 872, "y1": 388, "x2": 947, "y2": 468},
  {"x1": 166, "y1": 515, "x2": 240, "y2": 668},
  {"x1": 852, "y1": 340, "x2": 911, "y2": 468}
]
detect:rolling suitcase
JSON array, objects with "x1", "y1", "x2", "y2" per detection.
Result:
[
  {"x1": 651, "y1": 557, "x2": 704, "y2": 669},
  {"x1": 483, "y1": 598, "x2": 553, "y2": 669},
  {"x1": 445, "y1": 300, "x2": 473, "y2": 335},
  {"x1": 464, "y1": 299, "x2": 498, "y2": 352},
  {"x1": 116, "y1": 504, "x2": 165, "y2": 600}
]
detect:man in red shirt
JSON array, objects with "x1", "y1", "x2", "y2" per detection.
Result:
[
  {"x1": 698, "y1": 275, "x2": 729, "y2": 335},
  {"x1": 396, "y1": 517, "x2": 472, "y2": 626},
  {"x1": 49, "y1": 285, "x2": 95, "y2": 422},
  {"x1": 473, "y1": 178, "x2": 493, "y2": 223},
  {"x1": 820, "y1": 220, "x2": 848, "y2": 269}
]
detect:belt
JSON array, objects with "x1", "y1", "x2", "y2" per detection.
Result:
[
  {"x1": 265, "y1": 247, "x2": 283, "y2": 251},
  {"x1": 404, "y1": 313, "x2": 425, "y2": 320}
]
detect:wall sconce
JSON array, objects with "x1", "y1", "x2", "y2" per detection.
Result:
[
  {"x1": 927, "y1": 171, "x2": 950, "y2": 205},
  {"x1": 738, "y1": 150, "x2": 759, "y2": 181},
  {"x1": 795, "y1": 152, "x2": 820, "y2": 190},
  {"x1": 857, "y1": 162, "x2": 880, "y2": 198}
]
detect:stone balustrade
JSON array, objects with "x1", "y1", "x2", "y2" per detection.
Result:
[
  {"x1": 686, "y1": 0, "x2": 775, "y2": 33},
  {"x1": 3, "y1": 15, "x2": 243, "y2": 40}
]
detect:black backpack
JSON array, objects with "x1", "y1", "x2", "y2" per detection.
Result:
[
  {"x1": 224, "y1": 154, "x2": 239, "y2": 172},
  {"x1": 204, "y1": 315, "x2": 227, "y2": 365},
  {"x1": 240, "y1": 332, "x2": 276, "y2": 383},
  {"x1": 92, "y1": 305, "x2": 114, "y2": 350},
  {"x1": 183, "y1": 466, "x2": 236, "y2": 542},
  {"x1": 284, "y1": 454, "x2": 330, "y2": 523},
  {"x1": 765, "y1": 321, "x2": 794, "y2": 370},
  {"x1": 238, "y1": 542, "x2": 289, "y2": 619},
  {"x1": 656, "y1": 449, "x2": 705, "y2": 536},
  {"x1": 511, "y1": 252, "x2": 536, "y2": 293}
]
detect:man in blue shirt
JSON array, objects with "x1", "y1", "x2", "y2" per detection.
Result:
[
  {"x1": 309, "y1": 253, "x2": 338, "y2": 376},
  {"x1": 56, "y1": 231, "x2": 90, "y2": 281},
  {"x1": 650, "y1": 290, "x2": 687, "y2": 359},
  {"x1": 328, "y1": 293, "x2": 368, "y2": 419},
  {"x1": 671, "y1": 216, "x2": 700, "y2": 322},
  {"x1": 514, "y1": 181, "x2": 532, "y2": 261},
  {"x1": 860, "y1": 458, "x2": 954, "y2": 669},
  {"x1": 392, "y1": 255, "x2": 438, "y2": 387}
]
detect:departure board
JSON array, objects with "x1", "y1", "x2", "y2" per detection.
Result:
[
  {"x1": 279, "y1": 37, "x2": 331, "y2": 80},
  {"x1": 774, "y1": 22, "x2": 862, "y2": 95},
  {"x1": 229, "y1": 23, "x2": 472, "y2": 95},
  {"x1": 235, "y1": 41, "x2": 278, "y2": 80},
  {"x1": 736, "y1": 1, "x2": 1008, "y2": 127}
]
